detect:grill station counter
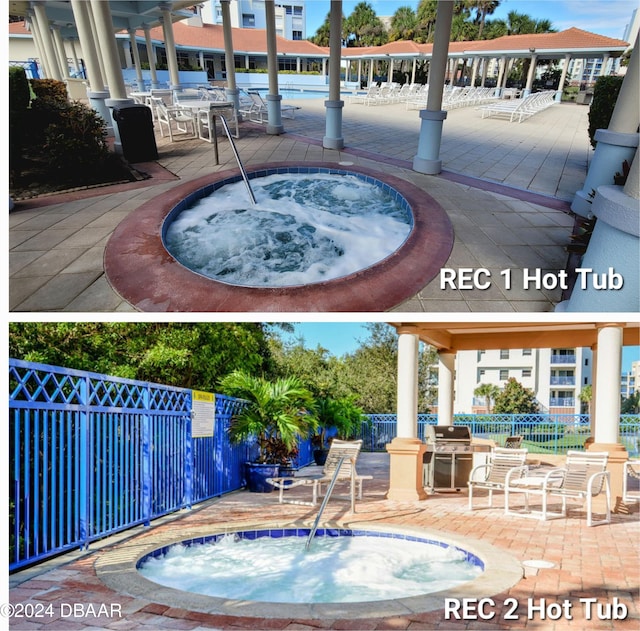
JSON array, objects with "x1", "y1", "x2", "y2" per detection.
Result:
[{"x1": 423, "y1": 425, "x2": 492, "y2": 492}]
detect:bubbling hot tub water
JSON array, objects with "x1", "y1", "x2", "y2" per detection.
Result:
[
  {"x1": 137, "y1": 529, "x2": 484, "y2": 604},
  {"x1": 163, "y1": 172, "x2": 413, "y2": 287}
]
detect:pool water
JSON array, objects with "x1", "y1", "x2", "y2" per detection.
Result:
[
  {"x1": 137, "y1": 530, "x2": 484, "y2": 604},
  {"x1": 163, "y1": 172, "x2": 412, "y2": 287}
]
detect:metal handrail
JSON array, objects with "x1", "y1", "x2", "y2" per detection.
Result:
[
  {"x1": 305, "y1": 455, "x2": 356, "y2": 551},
  {"x1": 218, "y1": 115, "x2": 256, "y2": 205}
]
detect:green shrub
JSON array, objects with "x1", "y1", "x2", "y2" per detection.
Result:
[
  {"x1": 9, "y1": 67, "x2": 31, "y2": 181},
  {"x1": 588, "y1": 75, "x2": 624, "y2": 148},
  {"x1": 42, "y1": 102, "x2": 109, "y2": 177},
  {"x1": 30, "y1": 78, "x2": 69, "y2": 108}
]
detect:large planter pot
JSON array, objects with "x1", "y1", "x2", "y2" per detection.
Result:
[
  {"x1": 244, "y1": 462, "x2": 280, "y2": 493},
  {"x1": 313, "y1": 448, "x2": 329, "y2": 466}
]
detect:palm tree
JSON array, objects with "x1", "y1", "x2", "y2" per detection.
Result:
[
  {"x1": 389, "y1": 6, "x2": 418, "y2": 42},
  {"x1": 474, "y1": 383, "x2": 501, "y2": 413},
  {"x1": 470, "y1": 0, "x2": 500, "y2": 39},
  {"x1": 220, "y1": 370, "x2": 317, "y2": 464},
  {"x1": 579, "y1": 385, "x2": 593, "y2": 414}
]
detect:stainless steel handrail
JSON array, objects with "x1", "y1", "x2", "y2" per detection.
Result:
[
  {"x1": 305, "y1": 455, "x2": 356, "y2": 551},
  {"x1": 219, "y1": 115, "x2": 256, "y2": 205}
]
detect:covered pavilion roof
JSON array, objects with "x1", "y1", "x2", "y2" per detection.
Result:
[{"x1": 389, "y1": 321, "x2": 640, "y2": 352}]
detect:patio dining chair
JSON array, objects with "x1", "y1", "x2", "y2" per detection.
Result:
[
  {"x1": 152, "y1": 98, "x2": 197, "y2": 142},
  {"x1": 267, "y1": 439, "x2": 372, "y2": 507},
  {"x1": 468, "y1": 447, "x2": 529, "y2": 510},
  {"x1": 505, "y1": 450, "x2": 611, "y2": 527}
]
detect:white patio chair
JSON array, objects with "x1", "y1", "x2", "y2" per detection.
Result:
[
  {"x1": 267, "y1": 439, "x2": 372, "y2": 507},
  {"x1": 623, "y1": 460, "x2": 640, "y2": 504},
  {"x1": 505, "y1": 450, "x2": 611, "y2": 527},
  {"x1": 468, "y1": 447, "x2": 529, "y2": 510},
  {"x1": 152, "y1": 98, "x2": 197, "y2": 142}
]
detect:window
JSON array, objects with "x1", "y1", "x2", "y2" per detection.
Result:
[
  {"x1": 292, "y1": 30, "x2": 302, "y2": 40},
  {"x1": 242, "y1": 13, "x2": 255, "y2": 27},
  {"x1": 500, "y1": 350, "x2": 509, "y2": 359},
  {"x1": 522, "y1": 348, "x2": 532, "y2": 356},
  {"x1": 500, "y1": 369, "x2": 509, "y2": 380},
  {"x1": 585, "y1": 358, "x2": 589, "y2": 366},
  {"x1": 522, "y1": 369, "x2": 531, "y2": 378},
  {"x1": 294, "y1": 6, "x2": 303, "y2": 15}
]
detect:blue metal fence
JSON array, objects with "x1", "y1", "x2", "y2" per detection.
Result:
[
  {"x1": 359, "y1": 413, "x2": 640, "y2": 457},
  {"x1": 9, "y1": 360, "x2": 308, "y2": 572}
]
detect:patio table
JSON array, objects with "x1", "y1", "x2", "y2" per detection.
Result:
[{"x1": 176, "y1": 100, "x2": 237, "y2": 163}]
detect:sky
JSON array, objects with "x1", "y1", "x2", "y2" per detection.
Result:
[
  {"x1": 282, "y1": 322, "x2": 640, "y2": 373},
  {"x1": 304, "y1": 0, "x2": 638, "y2": 41}
]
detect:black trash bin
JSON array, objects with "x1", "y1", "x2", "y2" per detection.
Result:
[{"x1": 113, "y1": 104, "x2": 158, "y2": 163}]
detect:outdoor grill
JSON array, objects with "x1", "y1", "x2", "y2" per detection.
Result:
[{"x1": 423, "y1": 425, "x2": 492, "y2": 492}]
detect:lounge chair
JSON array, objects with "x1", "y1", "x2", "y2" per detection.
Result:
[
  {"x1": 267, "y1": 439, "x2": 372, "y2": 506},
  {"x1": 468, "y1": 447, "x2": 529, "y2": 510},
  {"x1": 505, "y1": 450, "x2": 611, "y2": 526},
  {"x1": 242, "y1": 90, "x2": 301, "y2": 123}
]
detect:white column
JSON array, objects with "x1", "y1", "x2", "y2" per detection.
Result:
[
  {"x1": 70, "y1": 0, "x2": 111, "y2": 128},
  {"x1": 495, "y1": 55, "x2": 506, "y2": 96},
  {"x1": 397, "y1": 331, "x2": 419, "y2": 439},
  {"x1": 593, "y1": 326, "x2": 623, "y2": 444},
  {"x1": 571, "y1": 34, "x2": 640, "y2": 217},
  {"x1": 220, "y1": 0, "x2": 241, "y2": 116},
  {"x1": 470, "y1": 56, "x2": 479, "y2": 87},
  {"x1": 90, "y1": 0, "x2": 134, "y2": 150},
  {"x1": 368, "y1": 58, "x2": 374, "y2": 86},
  {"x1": 159, "y1": 4, "x2": 181, "y2": 90},
  {"x1": 386, "y1": 325, "x2": 427, "y2": 502},
  {"x1": 411, "y1": 58, "x2": 417, "y2": 84},
  {"x1": 523, "y1": 53, "x2": 537, "y2": 96},
  {"x1": 86, "y1": 4, "x2": 107, "y2": 89},
  {"x1": 26, "y1": 12, "x2": 50, "y2": 79},
  {"x1": 143, "y1": 26, "x2": 159, "y2": 89},
  {"x1": 437, "y1": 352, "x2": 455, "y2": 426},
  {"x1": 51, "y1": 26, "x2": 69, "y2": 79},
  {"x1": 90, "y1": 1, "x2": 128, "y2": 99},
  {"x1": 32, "y1": 2, "x2": 63, "y2": 80},
  {"x1": 323, "y1": 0, "x2": 344, "y2": 150},
  {"x1": 264, "y1": 0, "x2": 284, "y2": 135},
  {"x1": 388, "y1": 58, "x2": 394, "y2": 83},
  {"x1": 556, "y1": 53, "x2": 571, "y2": 101},
  {"x1": 69, "y1": 38, "x2": 81, "y2": 77},
  {"x1": 412, "y1": 0, "x2": 454, "y2": 175},
  {"x1": 128, "y1": 28, "x2": 145, "y2": 90},
  {"x1": 480, "y1": 57, "x2": 489, "y2": 87}
]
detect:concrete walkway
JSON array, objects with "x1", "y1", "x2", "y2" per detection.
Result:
[
  {"x1": 9, "y1": 453, "x2": 639, "y2": 630},
  {"x1": 9, "y1": 98, "x2": 591, "y2": 312}
]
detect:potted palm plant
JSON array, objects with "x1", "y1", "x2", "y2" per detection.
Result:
[
  {"x1": 312, "y1": 395, "x2": 367, "y2": 465},
  {"x1": 220, "y1": 370, "x2": 317, "y2": 492}
]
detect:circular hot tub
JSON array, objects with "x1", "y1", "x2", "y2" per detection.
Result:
[{"x1": 104, "y1": 163, "x2": 454, "y2": 312}]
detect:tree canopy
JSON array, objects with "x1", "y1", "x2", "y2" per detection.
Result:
[
  {"x1": 9, "y1": 322, "x2": 439, "y2": 415},
  {"x1": 309, "y1": 1, "x2": 556, "y2": 46}
]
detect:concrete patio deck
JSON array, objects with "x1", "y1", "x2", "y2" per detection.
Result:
[
  {"x1": 8, "y1": 452, "x2": 639, "y2": 630},
  {"x1": 9, "y1": 98, "x2": 590, "y2": 312}
]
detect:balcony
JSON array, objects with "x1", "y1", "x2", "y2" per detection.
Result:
[
  {"x1": 550, "y1": 376, "x2": 576, "y2": 385},
  {"x1": 550, "y1": 355, "x2": 576, "y2": 364},
  {"x1": 549, "y1": 397, "x2": 575, "y2": 407}
]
